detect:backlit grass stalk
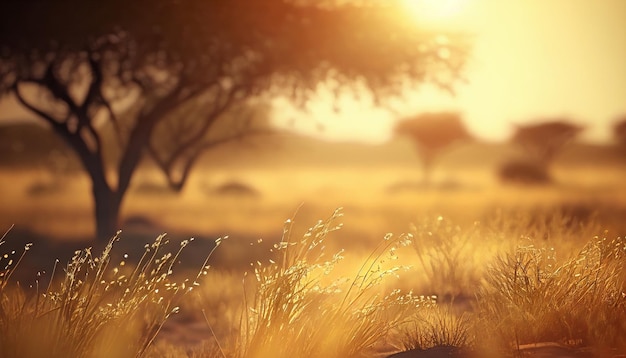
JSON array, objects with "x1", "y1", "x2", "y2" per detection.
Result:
[
  {"x1": 239, "y1": 208, "x2": 432, "y2": 358},
  {"x1": 398, "y1": 305, "x2": 473, "y2": 350},
  {"x1": 477, "y1": 235, "x2": 626, "y2": 352},
  {"x1": 409, "y1": 216, "x2": 481, "y2": 297},
  {"x1": 0, "y1": 231, "x2": 219, "y2": 358}
]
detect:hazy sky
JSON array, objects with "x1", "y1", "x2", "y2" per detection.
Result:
[
  {"x1": 274, "y1": 0, "x2": 626, "y2": 143},
  {"x1": 1, "y1": 0, "x2": 625, "y2": 144}
]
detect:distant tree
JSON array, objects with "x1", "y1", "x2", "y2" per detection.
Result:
[
  {"x1": 0, "y1": 0, "x2": 470, "y2": 240},
  {"x1": 500, "y1": 119, "x2": 583, "y2": 183},
  {"x1": 613, "y1": 116, "x2": 626, "y2": 148},
  {"x1": 511, "y1": 120, "x2": 584, "y2": 167},
  {"x1": 394, "y1": 112, "x2": 472, "y2": 184}
]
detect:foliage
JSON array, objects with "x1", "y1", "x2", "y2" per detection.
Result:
[
  {"x1": 0, "y1": 229, "x2": 219, "y2": 358},
  {"x1": 0, "y1": 0, "x2": 470, "y2": 240}
]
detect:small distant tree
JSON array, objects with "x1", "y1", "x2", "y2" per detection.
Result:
[
  {"x1": 613, "y1": 116, "x2": 626, "y2": 148},
  {"x1": 500, "y1": 119, "x2": 583, "y2": 184},
  {"x1": 511, "y1": 120, "x2": 584, "y2": 167},
  {"x1": 395, "y1": 112, "x2": 472, "y2": 184}
]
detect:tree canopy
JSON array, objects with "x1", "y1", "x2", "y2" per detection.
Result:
[
  {"x1": 1, "y1": 0, "x2": 468, "y2": 98},
  {"x1": 511, "y1": 120, "x2": 584, "y2": 166},
  {"x1": 395, "y1": 112, "x2": 472, "y2": 183},
  {"x1": 0, "y1": 0, "x2": 470, "y2": 239},
  {"x1": 395, "y1": 112, "x2": 472, "y2": 152}
]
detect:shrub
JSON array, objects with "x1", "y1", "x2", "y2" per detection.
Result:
[{"x1": 497, "y1": 160, "x2": 550, "y2": 184}]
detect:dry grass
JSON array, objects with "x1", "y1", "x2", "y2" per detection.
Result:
[
  {"x1": 236, "y1": 208, "x2": 434, "y2": 358},
  {"x1": 476, "y1": 235, "x2": 626, "y2": 354},
  {"x1": 397, "y1": 305, "x2": 473, "y2": 351},
  {"x1": 2, "y1": 162, "x2": 626, "y2": 357},
  {"x1": 390, "y1": 210, "x2": 626, "y2": 357},
  {"x1": 408, "y1": 216, "x2": 487, "y2": 298},
  {"x1": 0, "y1": 230, "x2": 218, "y2": 358},
  {"x1": 2, "y1": 207, "x2": 626, "y2": 357}
]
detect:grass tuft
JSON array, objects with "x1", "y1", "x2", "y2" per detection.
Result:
[
  {"x1": 409, "y1": 216, "x2": 482, "y2": 298},
  {"x1": 397, "y1": 305, "x2": 473, "y2": 351},
  {"x1": 477, "y1": 235, "x2": 626, "y2": 353},
  {"x1": 238, "y1": 208, "x2": 431, "y2": 358},
  {"x1": 3, "y1": 208, "x2": 626, "y2": 357},
  {"x1": 0, "y1": 230, "x2": 219, "y2": 358}
]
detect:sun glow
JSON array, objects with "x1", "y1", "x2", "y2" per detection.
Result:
[{"x1": 402, "y1": 0, "x2": 465, "y2": 24}]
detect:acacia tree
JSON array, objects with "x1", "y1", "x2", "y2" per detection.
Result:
[
  {"x1": 395, "y1": 112, "x2": 472, "y2": 184},
  {"x1": 499, "y1": 119, "x2": 584, "y2": 184},
  {"x1": 0, "y1": 0, "x2": 469, "y2": 240},
  {"x1": 613, "y1": 116, "x2": 626, "y2": 148},
  {"x1": 511, "y1": 120, "x2": 584, "y2": 168}
]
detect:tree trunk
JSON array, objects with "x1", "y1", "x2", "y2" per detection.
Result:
[
  {"x1": 92, "y1": 184, "x2": 122, "y2": 242},
  {"x1": 421, "y1": 151, "x2": 436, "y2": 186}
]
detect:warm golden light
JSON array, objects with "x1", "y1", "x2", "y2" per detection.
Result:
[{"x1": 401, "y1": 0, "x2": 465, "y2": 24}]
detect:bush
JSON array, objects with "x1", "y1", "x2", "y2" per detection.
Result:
[{"x1": 498, "y1": 160, "x2": 551, "y2": 184}]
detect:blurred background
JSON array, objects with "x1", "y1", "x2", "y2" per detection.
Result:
[{"x1": 0, "y1": 0, "x2": 625, "y2": 271}]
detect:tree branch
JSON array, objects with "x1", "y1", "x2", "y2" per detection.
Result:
[
  {"x1": 81, "y1": 51, "x2": 104, "y2": 118},
  {"x1": 42, "y1": 61, "x2": 81, "y2": 117},
  {"x1": 14, "y1": 81, "x2": 112, "y2": 193},
  {"x1": 116, "y1": 77, "x2": 190, "y2": 196},
  {"x1": 75, "y1": 51, "x2": 105, "y2": 157},
  {"x1": 156, "y1": 126, "x2": 276, "y2": 192},
  {"x1": 13, "y1": 82, "x2": 63, "y2": 126},
  {"x1": 158, "y1": 83, "x2": 246, "y2": 168}
]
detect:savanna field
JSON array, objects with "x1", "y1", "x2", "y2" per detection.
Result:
[
  {"x1": 1, "y1": 135, "x2": 625, "y2": 357},
  {"x1": 1, "y1": 0, "x2": 625, "y2": 356}
]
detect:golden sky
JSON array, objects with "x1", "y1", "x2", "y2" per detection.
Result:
[
  {"x1": 273, "y1": 0, "x2": 626, "y2": 144},
  {"x1": 1, "y1": 0, "x2": 625, "y2": 144}
]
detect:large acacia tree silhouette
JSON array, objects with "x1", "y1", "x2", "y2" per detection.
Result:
[{"x1": 0, "y1": 0, "x2": 470, "y2": 240}]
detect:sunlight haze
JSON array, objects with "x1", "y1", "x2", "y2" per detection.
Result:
[
  {"x1": 1, "y1": 0, "x2": 625, "y2": 144},
  {"x1": 2, "y1": 1, "x2": 626, "y2": 354},
  {"x1": 401, "y1": 0, "x2": 467, "y2": 24},
  {"x1": 273, "y1": 0, "x2": 626, "y2": 144}
]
